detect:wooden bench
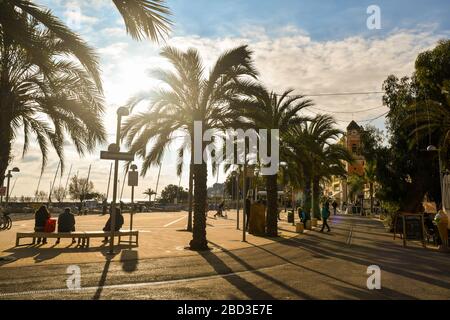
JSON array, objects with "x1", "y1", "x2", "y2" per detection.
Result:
[{"x1": 16, "y1": 230, "x2": 139, "y2": 248}]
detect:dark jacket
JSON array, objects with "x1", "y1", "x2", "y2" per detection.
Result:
[
  {"x1": 321, "y1": 205, "x2": 330, "y2": 219},
  {"x1": 58, "y1": 211, "x2": 76, "y2": 232},
  {"x1": 35, "y1": 207, "x2": 50, "y2": 231},
  {"x1": 103, "y1": 212, "x2": 124, "y2": 232}
]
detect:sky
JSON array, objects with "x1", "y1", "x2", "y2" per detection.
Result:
[{"x1": 8, "y1": 0, "x2": 450, "y2": 201}]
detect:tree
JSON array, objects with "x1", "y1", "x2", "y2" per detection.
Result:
[
  {"x1": 0, "y1": 1, "x2": 171, "y2": 57},
  {"x1": 161, "y1": 184, "x2": 188, "y2": 204},
  {"x1": 0, "y1": 19, "x2": 106, "y2": 187},
  {"x1": 68, "y1": 176, "x2": 94, "y2": 203},
  {"x1": 378, "y1": 41, "x2": 450, "y2": 212},
  {"x1": 230, "y1": 87, "x2": 312, "y2": 236},
  {"x1": 143, "y1": 188, "x2": 157, "y2": 202},
  {"x1": 52, "y1": 186, "x2": 66, "y2": 203},
  {"x1": 122, "y1": 45, "x2": 257, "y2": 250},
  {"x1": 34, "y1": 190, "x2": 48, "y2": 202},
  {"x1": 0, "y1": 0, "x2": 172, "y2": 186},
  {"x1": 364, "y1": 160, "x2": 377, "y2": 214},
  {"x1": 348, "y1": 174, "x2": 365, "y2": 203},
  {"x1": 285, "y1": 115, "x2": 353, "y2": 218}
]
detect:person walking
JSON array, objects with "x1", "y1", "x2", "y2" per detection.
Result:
[
  {"x1": 34, "y1": 205, "x2": 50, "y2": 244},
  {"x1": 56, "y1": 208, "x2": 76, "y2": 245},
  {"x1": 214, "y1": 200, "x2": 225, "y2": 219},
  {"x1": 332, "y1": 200, "x2": 338, "y2": 216},
  {"x1": 320, "y1": 201, "x2": 331, "y2": 233}
]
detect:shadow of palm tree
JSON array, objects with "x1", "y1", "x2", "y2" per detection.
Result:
[
  {"x1": 207, "y1": 241, "x2": 314, "y2": 299},
  {"x1": 198, "y1": 250, "x2": 275, "y2": 300}
]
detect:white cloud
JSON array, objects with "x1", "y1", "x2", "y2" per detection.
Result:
[{"x1": 9, "y1": 25, "x2": 448, "y2": 198}]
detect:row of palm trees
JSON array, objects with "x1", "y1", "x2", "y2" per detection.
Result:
[
  {"x1": 120, "y1": 46, "x2": 354, "y2": 249},
  {"x1": 0, "y1": 1, "x2": 354, "y2": 250}
]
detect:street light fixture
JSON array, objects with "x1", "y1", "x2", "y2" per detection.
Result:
[
  {"x1": 231, "y1": 168, "x2": 240, "y2": 230},
  {"x1": 5, "y1": 167, "x2": 20, "y2": 207}
]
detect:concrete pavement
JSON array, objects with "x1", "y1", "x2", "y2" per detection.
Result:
[{"x1": 0, "y1": 212, "x2": 449, "y2": 299}]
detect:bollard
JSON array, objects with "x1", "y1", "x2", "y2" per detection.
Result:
[{"x1": 296, "y1": 223, "x2": 304, "y2": 234}]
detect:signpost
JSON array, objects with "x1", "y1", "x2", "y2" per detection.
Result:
[
  {"x1": 100, "y1": 106, "x2": 132, "y2": 254},
  {"x1": 128, "y1": 165, "x2": 138, "y2": 244}
]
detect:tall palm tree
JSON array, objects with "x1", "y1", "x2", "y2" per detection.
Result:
[
  {"x1": 231, "y1": 87, "x2": 312, "y2": 236},
  {"x1": 285, "y1": 115, "x2": 353, "y2": 218},
  {"x1": 0, "y1": 0, "x2": 171, "y2": 185},
  {"x1": 364, "y1": 160, "x2": 377, "y2": 214},
  {"x1": 143, "y1": 188, "x2": 157, "y2": 202},
  {"x1": 0, "y1": 21, "x2": 106, "y2": 187},
  {"x1": 121, "y1": 45, "x2": 257, "y2": 250}
]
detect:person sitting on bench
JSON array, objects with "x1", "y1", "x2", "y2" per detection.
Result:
[
  {"x1": 103, "y1": 208, "x2": 124, "y2": 242},
  {"x1": 34, "y1": 205, "x2": 50, "y2": 244},
  {"x1": 56, "y1": 208, "x2": 76, "y2": 245}
]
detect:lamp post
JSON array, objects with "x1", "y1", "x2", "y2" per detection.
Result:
[
  {"x1": 109, "y1": 107, "x2": 130, "y2": 254},
  {"x1": 254, "y1": 167, "x2": 260, "y2": 202},
  {"x1": 427, "y1": 145, "x2": 445, "y2": 209},
  {"x1": 5, "y1": 167, "x2": 20, "y2": 208}
]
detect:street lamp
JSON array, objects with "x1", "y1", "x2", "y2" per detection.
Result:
[
  {"x1": 231, "y1": 168, "x2": 241, "y2": 230},
  {"x1": 427, "y1": 145, "x2": 446, "y2": 210},
  {"x1": 5, "y1": 167, "x2": 20, "y2": 207}
]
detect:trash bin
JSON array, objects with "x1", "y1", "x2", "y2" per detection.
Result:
[
  {"x1": 296, "y1": 223, "x2": 304, "y2": 233},
  {"x1": 305, "y1": 220, "x2": 312, "y2": 230},
  {"x1": 287, "y1": 210, "x2": 294, "y2": 223}
]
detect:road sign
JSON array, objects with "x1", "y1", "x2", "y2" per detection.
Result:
[
  {"x1": 0, "y1": 187, "x2": 6, "y2": 196},
  {"x1": 128, "y1": 171, "x2": 138, "y2": 187},
  {"x1": 100, "y1": 151, "x2": 135, "y2": 161}
]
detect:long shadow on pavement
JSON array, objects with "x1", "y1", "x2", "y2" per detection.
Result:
[
  {"x1": 198, "y1": 250, "x2": 275, "y2": 300},
  {"x1": 207, "y1": 241, "x2": 314, "y2": 299}
]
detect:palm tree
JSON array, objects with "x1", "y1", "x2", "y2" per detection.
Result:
[
  {"x1": 0, "y1": 0, "x2": 172, "y2": 186},
  {"x1": 0, "y1": 21, "x2": 106, "y2": 187},
  {"x1": 121, "y1": 45, "x2": 257, "y2": 250},
  {"x1": 364, "y1": 160, "x2": 377, "y2": 214},
  {"x1": 348, "y1": 174, "x2": 366, "y2": 203},
  {"x1": 231, "y1": 87, "x2": 312, "y2": 236},
  {"x1": 285, "y1": 115, "x2": 353, "y2": 218},
  {"x1": 143, "y1": 188, "x2": 157, "y2": 202}
]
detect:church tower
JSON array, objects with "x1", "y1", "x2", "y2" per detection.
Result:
[{"x1": 346, "y1": 121, "x2": 365, "y2": 176}]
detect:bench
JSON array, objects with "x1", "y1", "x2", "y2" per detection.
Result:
[{"x1": 16, "y1": 230, "x2": 139, "y2": 248}]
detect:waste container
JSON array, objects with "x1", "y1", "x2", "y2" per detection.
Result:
[{"x1": 287, "y1": 210, "x2": 294, "y2": 223}]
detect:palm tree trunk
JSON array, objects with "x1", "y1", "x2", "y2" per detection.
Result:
[
  {"x1": 187, "y1": 147, "x2": 194, "y2": 231},
  {"x1": 266, "y1": 174, "x2": 278, "y2": 237},
  {"x1": 0, "y1": 50, "x2": 13, "y2": 187},
  {"x1": 189, "y1": 162, "x2": 209, "y2": 250},
  {"x1": 304, "y1": 176, "x2": 312, "y2": 215},
  {"x1": 370, "y1": 182, "x2": 374, "y2": 214},
  {"x1": 0, "y1": 127, "x2": 11, "y2": 187},
  {"x1": 187, "y1": 163, "x2": 193, "y2": 231},
  {"x1": 312, "y1": 176, "x2": 321, "y2": 220}
]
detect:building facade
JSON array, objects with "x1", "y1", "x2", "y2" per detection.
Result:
[{"x1": 324, "y1": 121, "x2": 367, "y2": 205}]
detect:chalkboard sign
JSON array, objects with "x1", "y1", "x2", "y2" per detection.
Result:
[
  {"x1": 404, "y1": 215, "x2": 424, "y2": 241},
  {"x1": 393, "y1": 213, "x2": 426, "y2": 248}
]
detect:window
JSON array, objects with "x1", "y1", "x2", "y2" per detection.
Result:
[{"x1": 352, "y1": 144, "x2": 357, "y2": 154}]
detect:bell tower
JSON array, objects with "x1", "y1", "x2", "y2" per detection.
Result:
[{"x1": 346, "y1": 121, "x2": 365, "y2": 176}]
